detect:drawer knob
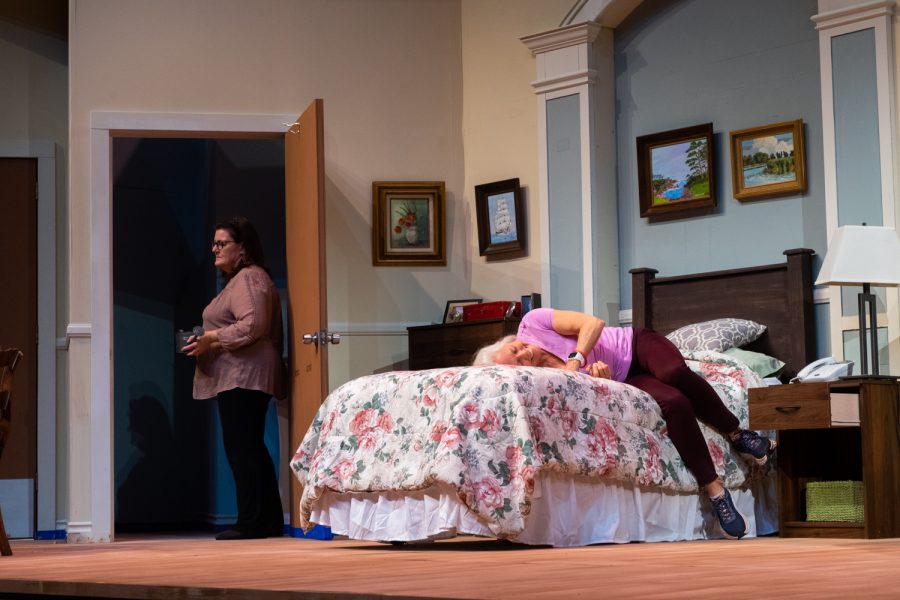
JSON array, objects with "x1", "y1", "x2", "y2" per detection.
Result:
[{"x1": 775, "y1": 405, "x2": 801, "y2": 413}]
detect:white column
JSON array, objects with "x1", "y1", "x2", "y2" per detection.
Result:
[
  {"x1": 813, "y1": 0, "x2": 898, "y2": 371},
  {"x1": 521, "y1": 22, "x2": 619, "y2": 321}
]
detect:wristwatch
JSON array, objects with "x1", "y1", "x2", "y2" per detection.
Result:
[{"x1": 567, "y1": 351, "x2": 585, "y2": 367}]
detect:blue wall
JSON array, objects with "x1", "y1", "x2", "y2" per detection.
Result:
[
  {"x1": 614, "y1": 0, "x2": 826, "y2": 311},
  {"x1": 547, "y1": 93, "x2": 585, "y2": 311}
]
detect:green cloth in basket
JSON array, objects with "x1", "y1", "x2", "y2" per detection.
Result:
[{"x1": 806, "y1": 480, "x2": 864, "y2": 522}]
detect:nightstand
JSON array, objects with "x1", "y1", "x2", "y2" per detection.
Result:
[
  {"x1": 407, "y1": 318, "x2": 520, "y2": 370},
  {"x1": 748, "y1": 379, "x2": 900, "y2": 538}
]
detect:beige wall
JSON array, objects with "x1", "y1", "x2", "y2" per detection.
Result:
[
  {"x1": 68, "y1": 0, "x2": 573, "y2": 391},
  {"x1": 67, "y1": 0, "x2": 576, "y2": 536},
  {"x1": 461, "y1": 0, "x2": 572, "y2": 302},
  {"x1": 0, "y1": 20, "x2": 67, "y2": 141},
  {"x1": 69, "y1": 0, "x2": 469, "y2": 384}
]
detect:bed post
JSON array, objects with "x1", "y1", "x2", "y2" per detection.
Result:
[
  {"x1": 629, "y1": 268, "x2": 658, "y2": 329},
  {"x1": 784, "y1": 248, "x2": 816, "y2": 375}
]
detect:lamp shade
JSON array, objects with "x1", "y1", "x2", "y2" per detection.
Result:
[{"x1": 815, "y1": 225, "x2": 900, "y2": 287}]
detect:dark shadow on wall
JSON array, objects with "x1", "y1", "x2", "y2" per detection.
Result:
[
  {"x1": 116, "y1": 390, "x2": 180, "y2": 526},
  {"x1": 112, "y1": 137, "x2": 285, "y2": 532}
]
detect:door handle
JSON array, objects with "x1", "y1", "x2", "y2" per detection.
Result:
[
  {"x1": 302, "y1": 332, "x2": 319, "y2": 349},
  {"x1": 302, "y1": 331, "x2": 341, "y2": 348}
]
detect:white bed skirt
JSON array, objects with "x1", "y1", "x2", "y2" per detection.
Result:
[{"x1": 308, "y1": 471, "x2": 779, "y2": 547}]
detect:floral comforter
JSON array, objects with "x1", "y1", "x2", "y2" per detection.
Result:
[{"x1": 290, "y1": 351, "x2": 767, "y2": 538}]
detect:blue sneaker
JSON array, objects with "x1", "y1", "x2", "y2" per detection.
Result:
[
  {"x1": 710, "y1": 489, "x2": 749, "y2": 540},
  {"x1": 732, "y1": 429, "x2": 776, "y2": 465}
]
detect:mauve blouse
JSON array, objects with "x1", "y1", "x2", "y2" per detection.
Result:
[
  {"x1": 516, "y1": 308, "x2": 633, "y2": 382},
  {"x1": 192, "y1": 265, "x2": 286, "y2": 400}
]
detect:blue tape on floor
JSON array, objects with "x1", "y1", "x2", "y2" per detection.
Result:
[
  {"x1": 287, "y1": 524, "x2": 333, "y2": 540},
  {"x1": 35, "y1": 529, "x2": 67, "y2": 540}
]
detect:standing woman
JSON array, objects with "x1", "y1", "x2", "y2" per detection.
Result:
[{"x1": 183, "y1": 216, "x2": 286, "y2": 540}]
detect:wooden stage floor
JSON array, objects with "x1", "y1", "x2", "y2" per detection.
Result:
[{"x1": 1, "y1": 534, "x2": 900, "y2": 599}]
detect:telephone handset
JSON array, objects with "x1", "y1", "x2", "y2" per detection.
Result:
[{"x1": 791, "y1": 356, "x2": 854, "y2": 383}]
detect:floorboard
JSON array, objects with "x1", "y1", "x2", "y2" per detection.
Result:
[{"x1": 0, "y1": 534, "x2": 899, "y2": 599}]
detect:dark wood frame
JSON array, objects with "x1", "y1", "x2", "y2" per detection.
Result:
[
  {"x1": 630, "y1": 248, "x2": 816, "y2": 380},
  {"x1": 636, "y1": 123, "x2": 716, "y2": 219},
  {"x1": 372, "y1": 181, "x2": 446, "y2": 266},
  {"x1": 474, "y1": 178, "x2": 525, "y2": 256},
  {"x1": 730, "y1": 119, "x2": 807, "y2": 201},
  {"x1": 442, "y1": 298, "x2": 482, "y2": 324}
]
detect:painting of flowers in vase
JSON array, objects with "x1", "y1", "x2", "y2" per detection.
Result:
[
  {"x1": 372, "y1": 181, "x2": 445, "y2": 266},
  {"x1": 390, "y1": 198, "x2": 430, "y2": 249}
]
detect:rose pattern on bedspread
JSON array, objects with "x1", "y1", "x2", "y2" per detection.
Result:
[{"x1": 290, "y1": 350, "x2": 767, "y2": 538}]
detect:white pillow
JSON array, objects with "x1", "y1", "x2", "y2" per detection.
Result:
[{"x1": 666, "y1": 318, "x2": 766, "y2": 353}]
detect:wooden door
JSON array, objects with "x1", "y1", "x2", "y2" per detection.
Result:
[
  {"x1": 285, "y1": 99, "x2": 329, "y2": 530},
  {"x1": 0, "y1": 158, "x2": 38, "y2": 538}
]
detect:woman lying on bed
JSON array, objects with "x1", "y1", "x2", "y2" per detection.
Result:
[{"x1": 473, "y1": 307, "x2": 775, "y2": 540}]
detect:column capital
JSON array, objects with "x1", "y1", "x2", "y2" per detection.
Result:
[
  {"x1": 812, "y1": 0, "x2": 894, "y2": 30},
  {"x1": 520, "y1": 22, "x2": 602, "y2": 56}
]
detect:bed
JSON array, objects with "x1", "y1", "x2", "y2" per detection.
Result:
[{"x1": 290, "y1": 249, "x2": 816, "y2": 546}]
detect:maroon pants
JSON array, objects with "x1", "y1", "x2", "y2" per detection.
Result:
[{"x1": 625, "y1": 328, "x2": 739, "y2": 487}]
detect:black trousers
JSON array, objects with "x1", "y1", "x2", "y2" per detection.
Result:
[{"x1": 217, "y1": 388, "x2": 283, "y2": 532}]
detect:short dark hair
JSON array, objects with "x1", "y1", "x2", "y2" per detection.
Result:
[{"x1": 214, "y1": 216, "x2": 268, "y2": 277}]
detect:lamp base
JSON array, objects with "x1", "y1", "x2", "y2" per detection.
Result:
[{"x1": 839, "y1": 374, "x2": 899, "y2": 382}]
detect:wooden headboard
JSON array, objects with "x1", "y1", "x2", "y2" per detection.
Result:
[{"x1": 630, "y1": 248, "x2": 815, "y2": 380}]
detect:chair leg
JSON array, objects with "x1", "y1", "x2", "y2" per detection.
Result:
[{"x1": 0, "y1": 505, "x2": 12, "y2": 556}]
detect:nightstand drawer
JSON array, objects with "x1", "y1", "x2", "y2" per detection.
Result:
[{"x1": 749, "y1": 383, "x2": 859, "y2": 429}]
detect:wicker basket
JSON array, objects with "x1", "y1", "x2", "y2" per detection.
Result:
[{"x1": 806, "y1": 480, "x2": 864, "y2": 522}]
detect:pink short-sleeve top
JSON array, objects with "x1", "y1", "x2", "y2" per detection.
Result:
[{"x1": 516, "y1": 308, "x2": 633, "y2": 382}]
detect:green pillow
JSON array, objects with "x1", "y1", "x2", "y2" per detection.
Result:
[{"x1": 723, "y1": 347, "x2": 785, "y2": 378}]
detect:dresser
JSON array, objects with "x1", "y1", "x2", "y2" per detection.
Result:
[
  {"x1": 748, "y1": 378, "x2": 900, "y2": 538},
  {"x1": 407, "y1": 318, "x2": 520, "y2": 370}
]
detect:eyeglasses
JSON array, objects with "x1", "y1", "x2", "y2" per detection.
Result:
[{"x1": 212, "y1": 240, "x2": 237, "y2": 250}]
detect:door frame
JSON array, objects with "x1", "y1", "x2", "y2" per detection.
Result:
[
  {"x1": 0, "y1": 141, "x2": 56, "y2": 538},
  {"x1": 86, "y1": 112, "x2": 297, "y2": 542}
]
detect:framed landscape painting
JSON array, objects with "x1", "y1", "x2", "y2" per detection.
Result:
[
  {"x1": 636, "y1": 123, "x2": 716, "y2": 218},
  {"x1": 372, "y1": 181, "x2": 446, "y2": 266},
  {"x1": 730, "y1": 119, "x2": 806, "y2": 201}
]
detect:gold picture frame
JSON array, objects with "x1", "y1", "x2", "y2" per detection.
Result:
[
  {"x1": 730, "y1": 119, "x2": 806, "y2": 201},
  {"x1": 372, "y1": 181, "x2": 446, "y2": 266}
]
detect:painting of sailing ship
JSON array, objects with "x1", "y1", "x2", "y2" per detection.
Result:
[
  {"x1": 489, "y1": 192, "x2": 517, "y2": 244},
  {"x1": 475, "y1": 177, "x2": 525, "y2": 256}
]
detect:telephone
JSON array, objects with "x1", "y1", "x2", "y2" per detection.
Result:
[{"x1": 791, "y1": 356, "x2": 854, "y2": 383}]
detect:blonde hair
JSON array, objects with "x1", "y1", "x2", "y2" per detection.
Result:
[{"x1": 472, "y1": 335, "x2": 517, "y2": 366}]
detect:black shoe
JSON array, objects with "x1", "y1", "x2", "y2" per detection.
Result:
[{"x1": 731, "y1": 429, "x2": 777, "y2": 465}]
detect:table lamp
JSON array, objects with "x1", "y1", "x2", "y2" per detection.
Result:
[{"x1": 815, "y1": 224, "x2": 900, "y2": 377}]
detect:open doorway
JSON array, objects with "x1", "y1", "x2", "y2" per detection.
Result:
[{"x1": 111, "y1": 137, "x2": 286, "y2": 534}]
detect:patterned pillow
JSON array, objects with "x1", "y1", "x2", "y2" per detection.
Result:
[{"x1": 665, "y1": 318, "x2": 766, "y2": 352}]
